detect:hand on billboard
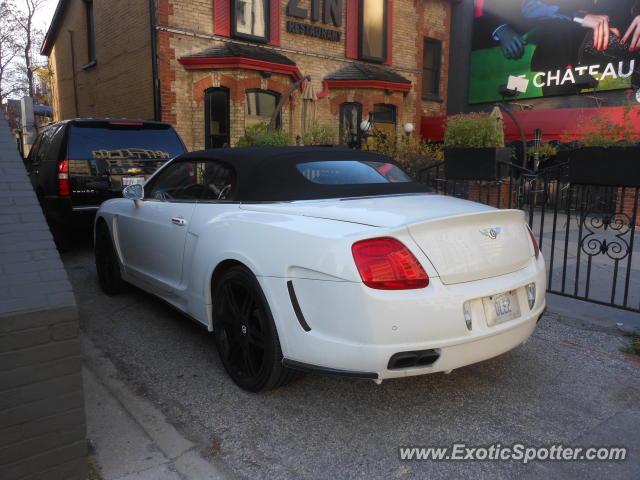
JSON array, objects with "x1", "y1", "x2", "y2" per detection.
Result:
[
  {"x1": 582, "y1": 14, "x2": 620, "y2": 51},
  {"x1": 622, "y1": 16, "x2": 640, "y2": 52},
  {"x1": 495, "y1": 25, "x2": 527, "y2": 60}
]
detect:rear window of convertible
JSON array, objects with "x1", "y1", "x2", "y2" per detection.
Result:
[{"x1": 296, "y1": 160, "x2": 414, "y2": 185}]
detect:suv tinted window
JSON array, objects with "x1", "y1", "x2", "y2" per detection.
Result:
[
  {"x1": 47, "y1": 124, "x2": 66, "y2": 163},
  {"x1": 34, "y1": 126, "x2": 56, "y2": 164},
  {"x1": 67, "y1": 123, "x2": 185, "y2": 160}
]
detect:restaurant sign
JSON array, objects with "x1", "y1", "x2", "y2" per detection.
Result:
[{"x1": 286, "y1": 0, "x2": 342, "y2": 42}]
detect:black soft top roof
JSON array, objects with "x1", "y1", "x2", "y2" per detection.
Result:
[{"x1": 176, "y1": 147, "x2": 430, "y2": 202}]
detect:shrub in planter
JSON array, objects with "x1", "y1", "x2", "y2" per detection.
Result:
[
  {"x1": 236, "y1": 122, "x2": 291, "y2": 147},
  {"x1": 301, "y1": 122, "x2": 337, "y2": 146},
  {"x1": 443, "y1": 113, "x2": 511, "y2": 180},
  {"x1": 528, "y1": 142, "x2": 557, "y2": 170},
  {"x1": 362, "y1": 130, "x2": 443, "y2": 178}
]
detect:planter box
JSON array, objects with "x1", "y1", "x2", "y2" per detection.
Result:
[
  {"x1": 569, "y1": 147, "x2": 640, "y2": 187},
  {"x1": 444, "y1": 147, "x2": 512, "y2": 181}
]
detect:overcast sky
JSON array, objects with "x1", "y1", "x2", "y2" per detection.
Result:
[
  {"x1": 33, "y1": 0, "x2": 59, "y2": 60},
  {"x1": 34, "y1": 0, "x2": 58, "y2": 33}
]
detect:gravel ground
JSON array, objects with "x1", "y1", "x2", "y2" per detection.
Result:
[{"x1": 63, "y1": 240, "x2": 640, "y2": 480}]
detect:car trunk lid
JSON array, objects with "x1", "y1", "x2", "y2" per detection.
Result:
[
  {"x1": 240, "y1": 194, "x2": 532, "y2": 284},
  {"x1": 240, "y1": 193, "x2": 494, "y2": 227},
  {"x1": 407, "y1": 209, "x2": 531, "y2": 284}
]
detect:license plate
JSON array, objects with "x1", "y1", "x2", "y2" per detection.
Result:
[
  {"x1": 122, "y1": 176, "x2": 145, "y2": 186},
  {"x1": 483, "y1": 290, "x2": 521, "y2": 326}
]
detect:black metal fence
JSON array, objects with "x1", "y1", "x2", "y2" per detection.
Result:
[{"x1": 418, "y1": 162, "x2": 640, "y2": 313}]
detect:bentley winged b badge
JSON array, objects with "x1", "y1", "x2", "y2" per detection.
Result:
[{"x1": 480, "y1": 227, "x2": 502, "y2": 240}]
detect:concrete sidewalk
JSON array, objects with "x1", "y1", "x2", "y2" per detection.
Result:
[
  {"x1": 82, "y1": 335, "x2": 231, "y2": 480},
  {"x1": 546, "y1": 293, "x2": 640, "y2": 333}
]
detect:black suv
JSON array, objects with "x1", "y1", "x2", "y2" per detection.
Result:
[{"x1": 25, "y1": 119, "x2": 187, "y2": 249}]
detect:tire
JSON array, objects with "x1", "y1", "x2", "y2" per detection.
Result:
[
  {"x1": 43, "y1": 208, "x2": 71, "y2": 252},
  {"x1": 95, "y1": 222, "x2": 124, "y2": 295},
  {"x1": 212, "y1": 266, "x2": 300, "y2": 392}
]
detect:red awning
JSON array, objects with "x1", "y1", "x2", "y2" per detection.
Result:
[{"x1": 421, "y1": 105, "x2": 640, "y2": 143}]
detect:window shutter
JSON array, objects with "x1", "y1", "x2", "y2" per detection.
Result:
[
  {"x1": 268, "y1": 1, "x2": 281, "y2": 45},
  {"x1": 345, "y1": 0, "x2": 358, "y2": 59},
  {"x1": 214, "y1": 0, "x2": 231, "y2": 36},
  {"x1": 384, "y1": 0, "x2": 392, "y2": 65}
]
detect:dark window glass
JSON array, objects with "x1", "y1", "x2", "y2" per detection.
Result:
[
  {"x1": 197, "y1": 161, "x2": 236, "y2": 200},
  {"x1": 360, "y1": 0, "x2": 386, "y2": 62},
  {"x1": 205, "y1": 87, "x2": 230, "y2": 148},
  {"x1": 26, "y1": 135, "x2": 43, "y2": 168},
  {"x1": 146, "y1": 161, "x2": 199, "y2": 201},
  {"x1": 33, "y1": 125, "x2": 60, "y2": 164},
  {"x1": 339, "y1": 102, "x2": 362, "y2": 146},
  {"x1": 67, "y1": 125, "x2": 185, "y2": 160},
  {"x1": 47, "y1": 125, "x2": 65, "y2": 162},
  {"x1": 245, "y1": 89, "x2": 280, "y2": 127},
  {"x1": 373, "y1": 104, "x2": 396, "y2": 124},
  {"x1": 84, "y1": 0, "x2": 95, "y2": 64},
  {"x1": 422, "y1": 38, "x2": 441, "y2": 98},
  {"x1": 296, "y1": 160, "x2": 413, "y2": 185},
  {"x1": 29, "y1": 132, "x2": 47, "y2": 166},
  {"x1": 372, "y1": 103, "x2": 396, "y2": 134},
  {"x1": 233, "y1": 0, "x2": 269, "y2": 42},
  {"x1": 146, "y1": 160, "x2": 236, "y2": 201}
]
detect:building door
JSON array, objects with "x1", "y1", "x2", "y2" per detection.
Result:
[{"x1": 205, "y1": 87, "x2": 230, "y2": 148}]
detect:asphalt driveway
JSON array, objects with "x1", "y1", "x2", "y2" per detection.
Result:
[{"x1": 63, "y1": 239, "x2": 640, "y2": 480}]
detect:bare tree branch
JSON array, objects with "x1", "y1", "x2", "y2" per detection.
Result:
[
  {"x1": 0, "y1": 0, "x2": 23, "y2": 103},
  {"x1": 8, "y1": 0, "x2": 48, "y2": 99}
]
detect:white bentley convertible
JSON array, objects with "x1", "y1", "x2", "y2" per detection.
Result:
[{"x1": 95, "y1": 147, "x2": 546, "y2": 391}]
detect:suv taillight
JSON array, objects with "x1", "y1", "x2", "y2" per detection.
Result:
[
  {"x1": 526, "y1": 224, "x2": 540, "y2": 259},
  {"x1": 352, "y1": 237, "x2": 429, "y2": 290},
  {"x1": 58, "y1": 160, "x2": 69, "y2": 196}
]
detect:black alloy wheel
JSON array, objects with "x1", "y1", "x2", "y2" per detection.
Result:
[
  {"x1": 213, "y1": 266, "x2": 299, "y2": 392},
  {"x1": 95, "y1": 222, "x2": 124, "y2": 295}
]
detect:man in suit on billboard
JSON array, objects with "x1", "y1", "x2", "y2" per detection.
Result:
[
  {"x1": 473, "y1": 0, "x2": 531, "y2": 60},
  {"x1": 521, "y1": 1, "x2": 640, "y2": 92},
  {"x1": 474, "y1": 1, "x2": 640, "y2": 94}
]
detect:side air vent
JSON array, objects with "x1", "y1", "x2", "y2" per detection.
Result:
[{"x1": 287, "y1": 280, "x2": 311, "y2": 332}]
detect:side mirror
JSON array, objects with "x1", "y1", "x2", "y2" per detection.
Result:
[{"x1": 123, "y1": 183, "x2": 144, "y2": 207}]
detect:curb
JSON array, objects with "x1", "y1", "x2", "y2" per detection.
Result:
[{"x1": 81, "y1": 334, "x2": 234, "y2": 480}]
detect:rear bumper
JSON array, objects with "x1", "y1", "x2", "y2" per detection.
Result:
[
  {"x1": 43, "y1": 196, "x2": 99, "y2": 226},
  {"x1": 262, "y1": 255, "x2": 546, "y2": 381}
]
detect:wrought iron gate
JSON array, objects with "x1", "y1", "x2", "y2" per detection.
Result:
[{"x1": 418, "y1": 162, "x2": 640, "y2": 313}]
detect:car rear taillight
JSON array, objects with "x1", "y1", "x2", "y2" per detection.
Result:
[
  {"x1": 58, "y1": 160, "x2": 70, "y2": 196},
  {"x1": 352, "y1": 237, "x2": 429, "y2": 290},
  {"x1": 526, "y1": 224, "x2": 540, "y2": 259}
]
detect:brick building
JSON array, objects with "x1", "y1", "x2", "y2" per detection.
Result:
[{"x1": 42, "y1": 0, "x2": 453, "y2": 150}]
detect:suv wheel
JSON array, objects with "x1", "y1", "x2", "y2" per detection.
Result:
[{"x1": 44, "y1": 209, "x2": 71, "y2": 252}]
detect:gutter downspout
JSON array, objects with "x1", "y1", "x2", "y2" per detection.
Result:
[
  {"x1": 149, "y1": 0, "x2": 161, "y2": 121},
  {"x1": 68, "y1": 30, "x2": 79, "y2": 117}
]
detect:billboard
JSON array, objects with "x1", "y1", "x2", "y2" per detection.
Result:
[{"x1": 470, "y1": 0, "x2": 640, "y2": 104}]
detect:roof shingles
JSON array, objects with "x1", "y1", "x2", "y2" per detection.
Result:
[
  {"x1": 182, "y1": 43, "x2": 296, "y2": 66},
  {"x1": 324, "y1": 64, "x2": 411, "y2": 84}
]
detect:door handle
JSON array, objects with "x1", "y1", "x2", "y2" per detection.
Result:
[{"x1": 171, "y1": 217, "x2": 187, "y2": 226}]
